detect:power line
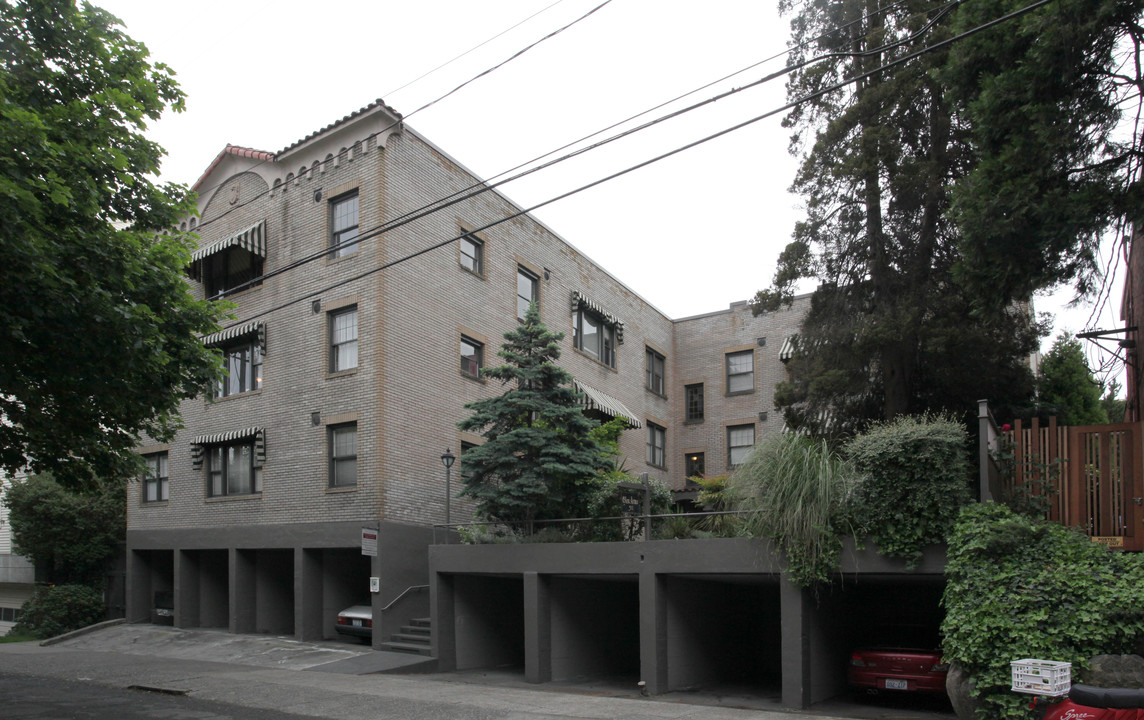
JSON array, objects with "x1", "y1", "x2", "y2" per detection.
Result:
[
  {"x1": 222, "y1": 0, "x2": 1056, "y2": 330},
  {"x1": 210, "y1": 0, "x2": 943, "y2": 300},
  {"x1": 187, "y1": 0, "x2": 613, "y2": 232}
]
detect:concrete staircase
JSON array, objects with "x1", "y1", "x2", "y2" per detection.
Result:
[{"x1": 382, "y1": 617, "x2": 431, "y2": 656}]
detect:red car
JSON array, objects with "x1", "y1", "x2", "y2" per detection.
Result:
[{"x1": 848, "y1": 647, "x2": 949, "y2": 693}]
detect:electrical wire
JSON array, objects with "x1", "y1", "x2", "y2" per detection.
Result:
[
  {"x1": 218, "y1": 0, "x2": 1057, "y2": 331},
  {"x1": 209, "y1": 0, "x2": 951, "y2": 300},
  {"x1": 186, "y1": 0, "x2": 614, "y2": 232}
]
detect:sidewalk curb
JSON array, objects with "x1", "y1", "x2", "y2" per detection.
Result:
[{"x1": 40, "y1": 618, "x2": 127, "y2": 646}]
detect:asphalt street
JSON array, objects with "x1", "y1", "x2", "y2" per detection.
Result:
[{"x1": 0, "y1": 623, "x2": 954, "y2": 720}]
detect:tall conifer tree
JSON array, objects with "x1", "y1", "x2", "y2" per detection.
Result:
[{"x1": 458, "y1": 303, "x2": 609, "y2": 533}]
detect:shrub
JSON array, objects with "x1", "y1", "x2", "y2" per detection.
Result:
[
  {"x1": 845, "y1": 414, "x2": 972, "y2": 565},
  {"x1": 725, "y1": 433, "x2": 860, "y2": 587},
  {"x1": 13, "y1": 584, "x2": 105, "y2": 639},
  {"x1": 942, "y1": 503, "x2": 1144, "y2": 720}
]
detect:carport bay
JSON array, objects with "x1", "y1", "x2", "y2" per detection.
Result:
[{"x1": 429, "y1": 537, "x2": 947, "y2": 710}]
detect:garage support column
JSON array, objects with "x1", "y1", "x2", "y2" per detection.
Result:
[
  {"x1": 231, "y1": 548, "x2": 255, "y2": 635},
  {"x1": 523, "y1": 572, "x2": 551, "y2": 684},
  {"x1": 638, "y1": 569, "x2": 668, "y2": 695},
  {"x1": 780, "y1": 575, "x2": 811, "y2": 709},
  {"x1": 175, "y1": 550, "x2": 199, "y2": 628},
  {"x1": 431, "y1": 572, "x2": 457, "y2": 672},
  {"x1": 125, "y1": 550, "x2": 150, "y2": 624},
  {"x1": 296, "y1": 548, "x2": 322, "y2": 641}
]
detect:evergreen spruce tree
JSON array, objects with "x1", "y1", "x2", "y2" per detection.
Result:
[{"x1": 458, "y1": 303, "x2": 609, "y2": 534}]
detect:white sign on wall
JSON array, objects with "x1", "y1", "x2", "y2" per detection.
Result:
[{"x1": 361, "y1": 527, "x2": 378, "y2": 557}]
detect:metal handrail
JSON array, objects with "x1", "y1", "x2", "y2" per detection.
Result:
[{"x1": 379, "y1": 584, "x2": 428, "y2": 613}]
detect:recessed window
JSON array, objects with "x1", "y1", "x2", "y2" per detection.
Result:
[
  {"x1": 646, "y1": 348, "x2": 665, "y2": 396},
  {"x1": 207, "y1": 441, "x2": 262, "y2": 497},
  {"x1": 461, "y1": 336, "x2": 483, "y2": 378},
  {"x1": 330, "y1": 191, "x2": 359, "y2": 258},
  {"x1": 460, "y1": 440, "x2": 478, "y2": 482},
  {"x1": 214, "y1": 338, "x2": 263, "y2": 398},
  {"x1": 460, "y1": 233, "x2": 483, "y2": 274},
  {"x1": 329, "y1": 423, "x2": 357, "y2": 487},
  {"x1": 329, "y1": 306, "x2": 359, "y2": 372},
  {"x1": 726, "y1": 350, "x2": 755, "y2": 394},
  {"x1": 203, "y1": 246, "x2": 262, "y2": 298},
  {"x1": 143, "y1": 452, "x2": 169, "y2": 503},
  {"x1": 685, "y1": 452, "x2": 705, "y2": 483},
  {"x1": 517, "y1": 266, "x2": 539, "y2": 320},
  {"x1": 646, "y1": 422, "x2": 666, "y2": 468},
  {"x1": 574, "y1": 307, "x2": 617, "y2": 367},
  {"x1": 685, "y1": 383, "x2": 704, "y2": 422},
  {"x1": 727, "y1": 424, "x2": 756, "y2": 468}
]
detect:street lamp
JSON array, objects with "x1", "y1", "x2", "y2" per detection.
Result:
[{"x1": 441, "y1": 449, "x2": 455, "y2": 542}]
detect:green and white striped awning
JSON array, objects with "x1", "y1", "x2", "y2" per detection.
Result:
[
  {"x1": 187, "y1": 220, "x2": 266, "y2": 281},
  {"x1": 190, "y1": 427, "x2": 265, "y2": 469},
  {"x1": 201, "y1": 321, "x2": 266, "y2": 354},
  {"x1": 779, "y1": 335, "x2": 797, "y2": 362},
  {"x1": 191, "y1": 220, "x2": 266, "y2": 264},
  {"x1": 571, "y1": 291, "x2": 624, "y2": 345},
  {"x1": 573, "y1": 379, "x2": 641, "y2": 429}
]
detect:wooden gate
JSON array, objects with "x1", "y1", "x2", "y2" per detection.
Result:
[{"x1": 1004, "y1": 419, "x2": 1144, "y2": 550}]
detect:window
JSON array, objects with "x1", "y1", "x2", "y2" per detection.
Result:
[
  {"x1": 728, "y1": 424, "x2": 756, "y2": 468},
  {"x1": 214, "y1": 338, "x2": 262, "y2": 398},
  {"x1": 460, "y1": 233, "x2": 483, "y2": 274},
  {"x1": 460, "y1": 440, "x2": 478, "y2": 482},
  {"x1": 207, "y1": 441, "x2": 262, "y2": 497},
  {"x1": 574, "y1": 308, "x2": 616, "y2": 367},
  {"x1": 329, "y1": 306, "x2": 358, "y2": 372},
  {"x1": 461, "y1": 336, "x2": 483, "y2": 378},
  {"x1": 517, "y1": 266, "x2": 539, "y2": 320},
  {"x1": 646, "y1": 348, "x2": 665, "y2": 395},
  {"x1": 726, "y1": 350, "x2": 755, "y2": 394},
  {"x1": 330, "y1": 191, "x2": 359, "y2": 258},
  {"x1": 0, "y1": 607, "x2": 21, "y2": 623},
  {"x1": 685, "y1": 383, "x2": 704, "y2": 422},
  {"x1": 329, "y1": 424, "x2": 357, "y2": 487},
  {"x1": 685, "y1": 452, "x2": 705, "y2": 482},
  {"x1": 143, "y1": 452, "x2": 169, "y2": 503},
  {"x1": 646, "y1": 422, "x2": 666, "y2": 468},
  {"x1": 203, "y1": 246, "x2": 263, "y2": 298}
]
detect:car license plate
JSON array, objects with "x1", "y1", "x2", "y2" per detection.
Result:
[
  {"x1": 352, "y1": 619, "x2": 363, "y2": 627},
  {"x1": 885, "y1": 679, "x2": 908, "y2": 690}
]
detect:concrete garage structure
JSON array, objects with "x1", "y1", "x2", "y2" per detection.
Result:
[{"x1": 429, "y1": 538, "x2": 946, "y2": 710}]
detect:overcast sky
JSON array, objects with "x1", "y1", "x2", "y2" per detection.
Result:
[{"x1": 94, "y1": 0, "x2": 1129, "y2": 388}]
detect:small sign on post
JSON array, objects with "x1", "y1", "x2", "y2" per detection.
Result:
[{"x1": 361, "y1": 527, "x2": 378, "y2": 557}]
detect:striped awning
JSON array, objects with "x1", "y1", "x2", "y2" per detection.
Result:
[
  {"x1": 571, "y1": 291, "x2": 624, "y2": 345},
  {"x1": 188, "y1": 220, "x2": 266, "y2": 281},
  {"x1": 201, "y1": 321, "x2": 266, "y2": 354},
  {"x1": 779, "y1": 335, "x2": 798, "y2": 362},
  {"x1": 191, "y1": 427, "x2": 265, "y2": 469},
  {"x1": 573, "y1": 379, "x2": 641, "y2": 429}
]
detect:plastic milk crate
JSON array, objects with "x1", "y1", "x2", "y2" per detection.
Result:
[{"x1": 1011, "y1": 659, "x2": 1072, "y2": 696}]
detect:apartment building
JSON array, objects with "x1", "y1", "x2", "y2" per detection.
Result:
[
  {"x1": 126, "y1": 99, "x2": 808, "y2": 644},
  {"x1": 0, "y1": 469, "x2": 35, "y2": 635}
]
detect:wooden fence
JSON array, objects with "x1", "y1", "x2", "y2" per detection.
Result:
[{"x1": 1000, "y1": 416, "x2": 1144, "y2": 550}]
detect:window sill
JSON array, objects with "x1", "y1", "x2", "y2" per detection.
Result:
[
  {"x1": 647, "y1": 463, "x2": 667, "y2": 471},
  {"x1": 684, "y1": 418, "x2": 705, "y2": 425},
  {"x1": 206, "y1": 493, "x2": 262, "y2": 503},
  {"x1": 572, "y1": 346, "x2": 618, "y2": 372},
  {"x1": 725, "y1": 390, "x2": 755, "y2": 397},
  {"x1": 461, "y1": 371, "x2": 486, "y2": 384},
  {"x1": 326, "y1": 368, "x2": 359, "y2": 380},
  {"x1": 139, "y1": 500, "x2": 169, "y2": 507},
  {"x1": 459, "y1": 265, "x2": 486, "y2": 280},
  {"x1": 325, "y1": 250, "x2": 360, "y2": 265},
  {"x1": 208, "y1": 388, "x2": 263, "y2": 404},
  {"x1": 646, "y1": 389, "x2": 668, "y2": 400},
  {"x1": 326, "y1": 485, "x2": 357, "y2": 494}
]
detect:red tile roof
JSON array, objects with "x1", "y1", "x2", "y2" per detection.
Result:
[
  {"x1": 277, "y1": 98, "x2": 402, "y2": 155},
  {"x1": 192, "y1": 144, "x2": 275, "y2": 192}
]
